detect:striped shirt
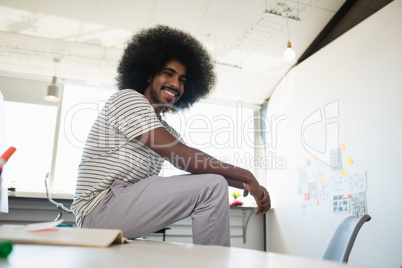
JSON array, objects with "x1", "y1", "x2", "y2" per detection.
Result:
[{"x1": 71, "y1": 89, "x2": 182, "y2": 227}]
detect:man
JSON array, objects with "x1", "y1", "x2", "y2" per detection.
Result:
[{"x1": 71, "y1": 25, "x2": 270, "y2": 246}]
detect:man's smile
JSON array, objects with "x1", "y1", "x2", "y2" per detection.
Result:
[{"x1": 162, "y1": 86, "x2": 180, "y2": 98}]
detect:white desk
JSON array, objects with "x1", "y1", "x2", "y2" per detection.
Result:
[{"x1": 0, "y1": 239, "x2": 363, "y2": 268}]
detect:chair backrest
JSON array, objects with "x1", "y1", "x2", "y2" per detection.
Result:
[{"x1": 321, "y1": 214, "x2": 371, "y2": 263}]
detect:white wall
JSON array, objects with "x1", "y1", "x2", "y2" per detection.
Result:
[{"x1": 265, "y1": 1, "x2": 402, "y2": 267}]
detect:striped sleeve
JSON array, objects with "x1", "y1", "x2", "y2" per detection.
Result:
[{"x1": 106, "y1": 89, "x2": 163, "y2": 140}]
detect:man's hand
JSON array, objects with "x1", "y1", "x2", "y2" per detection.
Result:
[
  {"x1": 258, "y1": 186, "x2": 271, "y2": 215},
  {"x1": 243, "y1": 181, "x2": 271, "y2": 215}
]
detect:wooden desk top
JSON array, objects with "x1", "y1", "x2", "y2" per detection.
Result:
[{"x1": 0, "y1": 239, "x2": 364, "y2": 268}]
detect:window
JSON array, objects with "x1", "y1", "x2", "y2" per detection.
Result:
[
  {"x1": 1, "y1": 79, "x2": 114, "y2": 196},
  {"x1": 163, "y1": 102, "x2": 256, "y2": 173},
  {"x1": 2, "y1": 102, "x2": 58, "y2": 192}
]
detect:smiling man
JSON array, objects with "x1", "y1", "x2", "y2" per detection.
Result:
[
  {"x1": 71, "y1": 25, "x2": 270, "y2": 246},
  {"x1": 144, "y1": 59, "x2": 187, "y2": 113}
]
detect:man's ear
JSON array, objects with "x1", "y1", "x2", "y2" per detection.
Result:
[{"x1": 147, "y1": 76, "x2": 152, "y2": 83}]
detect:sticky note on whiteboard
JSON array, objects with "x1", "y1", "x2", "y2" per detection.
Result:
[
  {"x1": 347, "y1": 157, "x2": 353, "y2": 165},
  {"x1": 341, "y1": 144, "x2": 346, "y2": 151}
]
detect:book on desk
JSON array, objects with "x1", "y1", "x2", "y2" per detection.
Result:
[{"x1": 0, "y1": 221, "x2": 129, "y2": 248}]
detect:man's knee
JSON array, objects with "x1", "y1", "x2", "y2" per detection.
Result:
[
  {"x1": 203, "y1": 175, "x2": 228, "y2": 201},
  {"x1": 206, "y1": 174, "x2": 228, "y2": 189}
]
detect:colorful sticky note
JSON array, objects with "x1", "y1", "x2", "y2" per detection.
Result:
[
  {"x1": 343, "y1": 192, "x2": 351, "y2": 198},
  {"x1": 314, "y1": 198, "x2": 319, "y2": 205},
  {"x1": 341, "y1": 144, "x2": 346, "y2": 151},
  {"x1": 342, "y1": 169, "x2": 347, "y2": 176},
  {"x1": 347, "y1": 157, "x2": 353, "y2": 165},
  {"x1": 304, "y1": 193, "x2": 309, "y2": 201},
  {"x1": 319, "y1": 178, "x2": 324, "y2": 185},
  {"x1": 297, "y1": 187, "x2": 302, "y2": 195},
  {"x1": 303, "y1": 158, "x2": 307, "y2": 164},
  {"x1": 322, "y1": 163, "x2": 328, "y2": 169},
  {"x1": 306, "y1": 160, "x2": 311, "y2": 166}
]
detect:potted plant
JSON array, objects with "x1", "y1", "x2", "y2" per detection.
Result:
[{"x1": 230, "y1": 191, "x2": 243, "y2": 206}]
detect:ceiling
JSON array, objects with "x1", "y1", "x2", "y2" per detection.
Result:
[{"x1": 0, "y1": 0, "x2": 391, "y2": 106}]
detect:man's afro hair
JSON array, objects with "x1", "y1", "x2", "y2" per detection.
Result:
[{"x1": 116, "y1": 24, "x2": 216, "y2": 111}]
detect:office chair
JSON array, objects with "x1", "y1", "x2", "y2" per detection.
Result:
[{"x1": 321, "y1": 214, "x2": 371, "y2": 263}]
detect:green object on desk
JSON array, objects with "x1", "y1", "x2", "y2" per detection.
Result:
[
  {"x1": 57, "y1": 223, "x2": 72, "y2": 228},
  {"x1": 0, "y1": 241, "x2": 13, "y2": 258}
]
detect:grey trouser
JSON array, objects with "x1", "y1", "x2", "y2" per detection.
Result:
[{"x1": 82, "y1": 173, "x2": 231, "y2": 246}]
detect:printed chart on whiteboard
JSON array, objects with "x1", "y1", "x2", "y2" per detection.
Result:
[{"x1": 297, "y1": 144, "x2": 368, "y2": 219}]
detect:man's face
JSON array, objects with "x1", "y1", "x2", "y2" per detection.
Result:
[{"x1": 144, "y1": 59, "x2": 187, "y2": 113}]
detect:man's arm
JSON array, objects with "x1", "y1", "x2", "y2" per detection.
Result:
[{"x1": 136, "y1": 126, "x2": 271, "y2": 215}]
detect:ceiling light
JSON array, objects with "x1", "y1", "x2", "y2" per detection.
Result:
[
  {"x1": 283, "y1": 41, "x2": 296, "y2": 61},
  {"x1": 45, "y1": 76, "x2": 60, "y2": 102},
  {"x1": 45, "y1": 58, "x2": 62, "y2": 102},
  {"x1": 283, "y1": 18, "x2": 296, "y2": 62}
]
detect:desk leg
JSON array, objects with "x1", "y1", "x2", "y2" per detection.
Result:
[
  {"x1": 263, "y1": 213, "x2": 266, "y2": 251},
  {"x1": 242, "y1": 209, "x2": 254, "y2": 244}
]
